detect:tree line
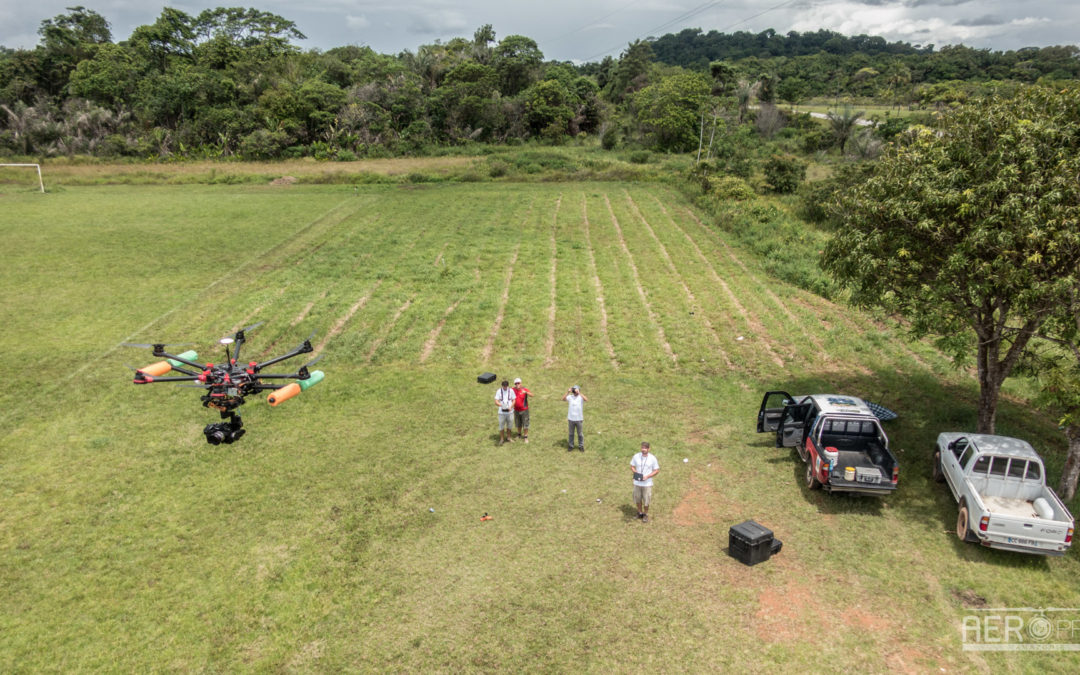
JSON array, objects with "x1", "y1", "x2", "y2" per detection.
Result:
[{"x1": 2, "y1": 6, "x2": 1078, "y2": 160}]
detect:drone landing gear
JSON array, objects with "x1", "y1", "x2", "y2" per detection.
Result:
[{"x1": 203, "y1": 412, "x2": 245, "y2": 445}]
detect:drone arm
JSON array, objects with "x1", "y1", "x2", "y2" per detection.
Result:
[
  {"x1": 254, "y1": 341, "x2": 313, "y2": 371},
  {"x1": 133, "y1": 373, "x2": 203, "y2": 384},
  {"x1": 231, "y1": 335, "x2": 247, "y2": 365},
  {"x1": 155, "y1": 351, "x2": 204, "y2": 371}
]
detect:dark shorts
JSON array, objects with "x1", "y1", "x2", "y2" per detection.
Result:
[{"x1": 514, "y1": 409, "x2": 529, "y2": 429}]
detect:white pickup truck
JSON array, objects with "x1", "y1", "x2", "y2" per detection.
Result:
[{"x1": 933, "y1": 433, "x2": 1074, "y2": 555}]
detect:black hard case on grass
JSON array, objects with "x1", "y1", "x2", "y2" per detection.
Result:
[
  {"x1": 729, "y1": 520, "x2": 779, "y2": 566},
  {"x1": 477, "y1": 372, "x2": 497, "y2": 384}
]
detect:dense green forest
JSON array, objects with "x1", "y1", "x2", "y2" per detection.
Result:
[{"x1": 1, "y1": 6, "x2": 1078, "y2": 159}]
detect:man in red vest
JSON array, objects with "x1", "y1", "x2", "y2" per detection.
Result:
[{"x1": 512, "y1": 377, "x2": 531, "y2": 443}]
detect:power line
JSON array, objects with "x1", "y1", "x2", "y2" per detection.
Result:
[
  {"x1": 543, "y1": 0, "x2": 646, "y2": 47},
  {"x1": 579, "y1": 0, "x2": 802, "y2": 63}
]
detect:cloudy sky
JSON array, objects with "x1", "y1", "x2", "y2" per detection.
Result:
[{"x1": 2, "y1": 0, "x2": 1077, "y2": 62}]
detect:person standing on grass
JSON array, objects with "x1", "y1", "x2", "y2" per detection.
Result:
[
  {"x1": 494, "y1": 380, "x2": 516, "y2": 446},
  {"x1": 512, "y1": 377, "x2": 531, "y2": 443},
  {"x1": 631, "y1": 442, "x2": 660, "y2": 522},
  {"x1": 563, "y1": 385, "x2": 587, "y2": 451}
]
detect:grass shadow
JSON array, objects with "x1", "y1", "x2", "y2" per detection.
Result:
[{"x1": 619, "y1": 504, "x2": 642, "y2": 521}]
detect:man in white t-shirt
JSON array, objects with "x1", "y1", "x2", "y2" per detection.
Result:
[
  {"x1": 494, "y1": 380, "x2": 516, "y2": 446},
  {"x1": 630, "y1": 442, "x2": 660, "y2": 522},
  {"x1": 562, "y1": 385, "x2": 588, "y2": 451}
]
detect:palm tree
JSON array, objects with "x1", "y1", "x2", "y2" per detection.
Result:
[
  {"x1": 734, "y1": 79, "x2": 759, "y2": 124},
  {"x1": 827, "y1": 105, "x2": 864, "y2": 155},
  {"x1": 1, "y1": 103, "x2": 33, "y2": 154}
]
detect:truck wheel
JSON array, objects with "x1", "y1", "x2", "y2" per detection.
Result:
[
  {"x1": 932, "y1": 450, "x2": 946, "y2": 483},
  {"x1": 956, "y1": 503, "x2": 977, "y2": 543},
  {"x1": 805, "y1": 461, "x2": 821, "y2": 490}
]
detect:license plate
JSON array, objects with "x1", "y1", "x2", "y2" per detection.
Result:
[{"x1": 1006, "y1": 537, "x2": 1038, "y2": 547}]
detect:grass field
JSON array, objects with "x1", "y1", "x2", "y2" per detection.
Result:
[{"x1": 1, "y1": 180, "x2": 1078, "y2": 672}]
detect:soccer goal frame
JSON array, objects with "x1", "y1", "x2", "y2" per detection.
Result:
[{"x1": 0, "y1": 163, "x2": 45, "y2": 193}]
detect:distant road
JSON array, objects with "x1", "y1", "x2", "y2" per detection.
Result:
[{"x1": 806, "y1": 111, "x2": 874, "y2": 126}]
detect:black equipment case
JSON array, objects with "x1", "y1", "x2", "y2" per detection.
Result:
[
  {"x1": 477, "y1": 372, "x2": 497, "y2": 384},
  {"x1": 728, "y1": 520, "x2": 782, "y2": 566}
]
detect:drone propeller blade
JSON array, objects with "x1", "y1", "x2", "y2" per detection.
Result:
[
  {"x1": 176, "y1": 384, "x2": 209, "y2": 389},
  {"x1": 222, "y1": 321, "x2": 265, "y2": 342},
  {"x1": 121, "y1": 342, "x2": 195, "y2": 349},
  {"x1": 301, "y1": 353, "x2": 324, "y2": 369}
]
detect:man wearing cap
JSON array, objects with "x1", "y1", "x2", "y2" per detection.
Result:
[
  {"x1": 630, "y1": 442, "x2": 660, "y2": 522},
  {"x1": 494, "y1": 380, "x2": 516, "y2": 446},
  {"x1": 511, "y1": 377, "x2": 531, "y2": 443},
  {"x1": 562, "y1": 385, "x2": 587, "y2": 451}
]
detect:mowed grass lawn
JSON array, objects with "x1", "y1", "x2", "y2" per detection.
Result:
[{"x1": 1, "y1": 181, "x2": 1078, "y2": 672}]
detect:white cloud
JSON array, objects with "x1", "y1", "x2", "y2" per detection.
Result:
[
  {"x1": 406, "y1": 9, "x2": 469, "y2": 35},
  {"x1": 346, "y1": 15, "x2": 371, "y2": 30}
]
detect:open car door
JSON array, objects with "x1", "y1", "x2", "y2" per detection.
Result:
[
  {"x1": 757, "y1": 390, "x2": 794, "y2": 433},
  {"x1": 777, "y1": 402, "x2": 813, "y2": 449}
]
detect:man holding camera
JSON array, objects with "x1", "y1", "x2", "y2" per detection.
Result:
[
  {"x1": 631, "y1": 442, "x2": 660, "y2": 522},
  {"x1": 562, "y1": 385, "x2": 587, "y2": 451},
  {"x1": 494, "y1": 380, "x2": 516, "y2": 446}
]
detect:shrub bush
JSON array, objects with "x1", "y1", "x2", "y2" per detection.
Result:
[
  {"x1": 708, "y1": 176, "x2": 755, "y2": 201},
  {"x1": 628, "y1": 150, "x2": 651, "y2": 164},
  {"x1": 601, "y1": 125, "x2": 618, "y2": 150},
  {"x1": 763, "y1": 154, "x2": 807, "y2": 193},
  {"x1": 238, "y1": 130, "x2": 292, "y2": 160}
]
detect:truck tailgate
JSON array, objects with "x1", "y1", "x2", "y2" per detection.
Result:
[
  {"x1": 827, "y1": 453, "x2": 896, "y2": 495},
  {"x1": 978, "y1": 499, "x2": 1072, "y2": 553}
]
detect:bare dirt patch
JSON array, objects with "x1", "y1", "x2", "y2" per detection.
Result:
[
  {"x1": 754, "y1": 582, "x2": 823, "y2": 643},
  {"x1": 951, "y1": 588, "x2": 988, "y2": 608},
  {"x1": 672, "y1": 476, "x2": 723, "y2": 526},
  {"x1": 270, "y1": 175, "x2": 297, "y2": 186}
]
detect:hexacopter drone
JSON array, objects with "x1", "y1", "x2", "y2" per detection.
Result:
[{"x1": 124, "y1": 323, "x2": 324, "y2": 444}]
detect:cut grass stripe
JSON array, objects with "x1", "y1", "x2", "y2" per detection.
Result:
[
  {"x1": 544, "y1": 195, "x2": 561, "y2": 368},
  {"x1": 581, "y1": 193, "x2": 619, "y2": 369},
  {"x1": 419, "y1": 296, "x2": 467, "y2": 364},
  {"x1": 366, "y1": 294, "x2": 417, "y2": 363},
  {"x1": 622, "y1": 191, "x2": 733, "y2": 370},
  {"x1": 314, "y1": 280, "x2": 383, "y2": 353},
  {"x1": 602, "y1": 194, "x2": 676, "y2": 363},
  {"x1": 481, "y1": 244, "x2": 522, "y2": 362}
]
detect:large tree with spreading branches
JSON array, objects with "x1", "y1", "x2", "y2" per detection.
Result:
[{"x1": 823, "y1": 87, "x2": 1080, "y2": 434}]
